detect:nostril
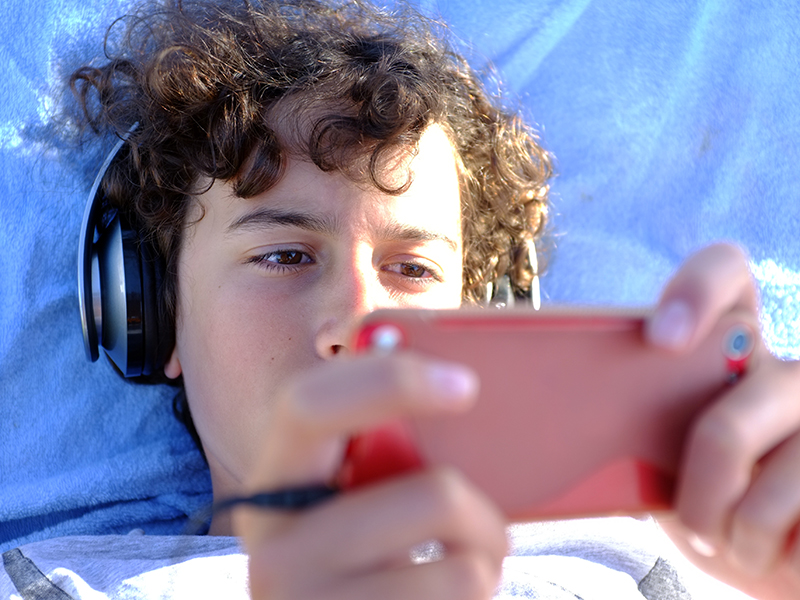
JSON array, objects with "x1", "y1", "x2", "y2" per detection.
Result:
[{"x1": 330, "y1": 344, "x2": 346, "y2": 356}]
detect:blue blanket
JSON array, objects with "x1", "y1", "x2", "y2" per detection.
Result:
[{"x1": 1, "y1": 0, "x2": 798, "y2": 551}]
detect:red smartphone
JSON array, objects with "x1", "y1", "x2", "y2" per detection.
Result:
[{"x1": 336, "y1": 307, "x2": 757, "y2": 521}]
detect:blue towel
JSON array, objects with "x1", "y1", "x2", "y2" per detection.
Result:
[
  {"x1": 428, "y1": 0, "x2": 800, "y2": 357},
  {"x1": 0, "y1": 0, "x2": 212, "y2": 551},
  {"x1": 1, "y1": 0, "x2": 798, "y2": 551}
]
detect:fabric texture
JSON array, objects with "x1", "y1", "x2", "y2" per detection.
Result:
[
  {"x1": 0, "y1": 533, "x2": 249, "y2": 600},
  {"x1": 0, "y1": 0, "x2": 798, "y2": 589},
  {"x1": 499, "y1": 518, "x2": 690, "y2": 599},
  {"x1": 0, "y1": 520, "x2": 690, "y2": 600},
  {"x1": 638, "y1": 558, "x2": 691, "y2": 600},
  {"x1": 2, "y1": 549, "x2": 74, "y2": 600}
]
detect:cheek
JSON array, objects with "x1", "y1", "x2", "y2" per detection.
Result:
[{"x1": 175, "y1": 280, "x2": 314, "y2": 476}]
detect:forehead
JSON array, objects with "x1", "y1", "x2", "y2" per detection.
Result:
[{"x1": 187, "y1": 123, "x2": 463, "y2": 241}]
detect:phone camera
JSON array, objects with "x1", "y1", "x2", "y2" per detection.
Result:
[{"x1": 723, "y1": 325, "x2": 754, "y2": 361}]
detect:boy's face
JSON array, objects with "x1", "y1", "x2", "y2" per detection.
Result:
[{"x1": 164, "y1": 124, "x2": 464, "y2": 498}]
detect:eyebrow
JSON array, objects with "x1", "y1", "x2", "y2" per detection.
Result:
[
  {"x1": 381, "y1": 222, "x2": 460, "y2": 252},
  {"x1": 227, "y1": 207, "x2": 459, "y2": 251},
  {"x1": 227, "y1": 208, "x2": 334, "y2": 236}
]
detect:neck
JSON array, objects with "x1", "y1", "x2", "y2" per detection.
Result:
[{"x1": 206, "y1": 452, "x2": 244, "y2": 536}]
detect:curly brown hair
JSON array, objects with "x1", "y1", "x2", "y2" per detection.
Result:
[{"x1": 71, "y1": 0, "x2": 552, "y2": 361}]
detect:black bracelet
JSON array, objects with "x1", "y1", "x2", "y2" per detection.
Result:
[{"x1": 212, "y1": 484, "x2": 339, "y2": 514}]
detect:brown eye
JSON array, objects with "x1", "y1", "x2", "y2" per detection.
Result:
[
  {"x1": 272, "y1": 250, "x2": 303, "y2": 264},
  {"x1": 249, "y1": 248, "x2": 313, "y2": 273},
  {"x1": 400, "y1": 263, "x2": 427, "y2": 278}
]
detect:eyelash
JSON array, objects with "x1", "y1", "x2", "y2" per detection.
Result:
[
  {"x1": 247, "y1": 250, "x2": 443, "y2": 284},
  {"x1": 385, "y1": 261, "x2": 444, "y2": 284},
  {"x1": 246, "y1": 250, "x2": 313, "y2": 275}
]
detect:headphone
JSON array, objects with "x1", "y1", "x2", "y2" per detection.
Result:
[
  {"x1": 486, "y1": 243, "x2": 541, "y2": 310},
  {"x1": 78, "y1": 124, "x2": 169, "y2": 378}
]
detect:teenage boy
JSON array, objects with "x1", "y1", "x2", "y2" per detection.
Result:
[{"x1": 59, "y1": 0, "x2": 800, "y2": 598}]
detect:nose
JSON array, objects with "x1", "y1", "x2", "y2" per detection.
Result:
[{"x1": 314, "y1": 253, "x2": 383, "y2": 359}]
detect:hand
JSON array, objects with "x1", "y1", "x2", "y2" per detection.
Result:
[
  {"x1": 232, "y1": 353, "x2": 508, "y2": 600},
  {"x1": 648, "y1": 243, "x2": 800, "y2": 598}
]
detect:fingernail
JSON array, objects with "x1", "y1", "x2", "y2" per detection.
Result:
[
  {"x1": 688, "y1": 533, "x2": 718, "y2": 557},
  {"x1": 426, "y1": 364, "x2": 478, "y2": 405},
  {"x1": 648, "y1": 300, "x2": 695, "y2": 349}
]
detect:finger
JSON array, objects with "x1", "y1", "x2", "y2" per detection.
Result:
[
  {"x1": 240, "y1": 468, "x2": 507, "y2": 571},
  {"x1": 250, "y1": 550, "x2": 501, "y2": 600},
  {"x1": 291, "y1": 468, "x2": 507, "y2": 571},
  {"x1": 646, "y1": 243, "x2": 759, "y2": 351},
  {"x1": 244, "y1": 468, "x2": 507, "y2": 599},
  {"x1": 312, "y1": 553, "x2": 502, "y2": 600},
  {"x1": 250, "y1": 352, "x2": 478, "y2": 489},
  {"x1": 730, "y1": 428, "x2": 800, "y2": 575},
  {"x1": 676, "y1": 358, "x2": 800, "y2": 551},
  {"x1": 280, "y1": 352, "x2": 479, "y2": 436}
]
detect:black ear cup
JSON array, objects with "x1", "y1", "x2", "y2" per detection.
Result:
[
  {"x1": 92, "y1": 212, "x2": 145, "y2": 376},
  {"x1": 78, "y1": 125, "x2": 168, "y2": 378},
  {"x1": 139, "y1": 229, "x2": 163, "y2": 377}
]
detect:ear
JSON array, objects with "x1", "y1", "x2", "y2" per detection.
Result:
[{"x1": 163, "y1": 346, "x2": 183, "y2": 379}]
